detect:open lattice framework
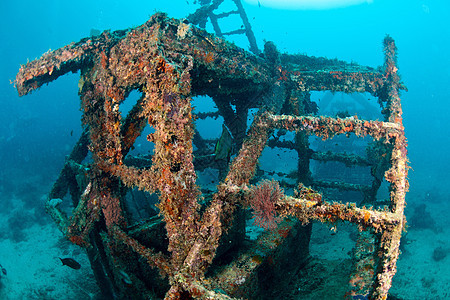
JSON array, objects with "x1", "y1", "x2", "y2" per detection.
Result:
[{"x1": 15, "y1": 13, "x2": 408, "y2": 299}]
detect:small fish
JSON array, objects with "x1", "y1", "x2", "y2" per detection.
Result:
[
  {"x1": 59, "y1": 257, "x2": 81, "y2": 270},
  {"x1": 0, "y1": 264, "x2": 6, "y2": 276}
]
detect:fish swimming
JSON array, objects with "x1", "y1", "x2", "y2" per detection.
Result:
[
  {"x1": 0, "y1": 263, "x2": 6, "y2": 277},
  {"x1": 214, "y1": 124, "x2": 233, "y2": 162},
  {"x1": 59, "y1": 258, "x2": 81, "y2": 270}
]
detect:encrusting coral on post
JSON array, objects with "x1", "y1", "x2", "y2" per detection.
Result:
[{"x1": 15, "y1": 12, "x2": 408, "y2": 300}]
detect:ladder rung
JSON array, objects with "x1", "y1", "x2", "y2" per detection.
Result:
[
  {"x1": 222, "y1": 29, "x2": 246, "y2": 36},
  {"x1": 313, "y1": 180, "x2": 371, "y2": 192},
  {"x1": 215, "y1": 10, "x2": 239, "y2": 19}
]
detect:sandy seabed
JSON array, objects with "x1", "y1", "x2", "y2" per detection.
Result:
[
  {"x1": 0, "y1": 221, "x2": 99, "y2": 299},
  {"x1": 0, "y1": 191, "x2": 449, "y2": 299}
]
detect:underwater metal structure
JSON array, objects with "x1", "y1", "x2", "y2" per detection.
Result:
[
  {"x1": 187, "y1": 0, "x2": 260, "y2": 55},
  {"x1": 15, "y1": 12, "x2": 408, "y2": 300}
]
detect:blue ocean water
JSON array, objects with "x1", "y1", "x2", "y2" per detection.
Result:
[{"x1": 1, "y1": 0, "x2": 449, "y2": 299}]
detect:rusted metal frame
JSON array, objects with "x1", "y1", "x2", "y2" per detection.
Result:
[
  {"x1": 101, "y1": 162, "x2": 159, "y2": 193},
  {"x1": 347, "y1": 230, "x2": 379, "y2": 297},
  {"x1": 312, "y1": 180, "x2": 371, "y2": 193},
  {"x1": 168, "y1": 273, "x2": 233, "y2": 300},
  {"x1": 98, "y1": 83, "x2": 161, "y2": 193},
  {"x1": 204, "y1": 0, "x2": 226, "y2": 37},
  {"x1": 370, "y1": 52, "x2": 407, "y2": 300},
  {"x1": 201, "y1": 182, "x2": 395, "y2": 298},
  {"x1": 73, "y1": 17, "x2": 197, "y2": 285},
  {"x1": 15, "y1": 30, "x2": 127, "y2": 96},
  {"x1": 222, "y1": 30, "x2": 246, "y2": 37},
  {"x1": 45, "y1": 203, "x2": 70, "y2": 235},
  {"x1": 195, "y1": 111, "x2": 221, "y2": 120},
  {"x1": 267, "y1": 113, "x2": 402, "y2": 141},
  {"x1": 357, "y1": 37, "x2": 404, "y2": 213},
  {"x1": 52, "y1": 15, "x2": 176, "y2": 247},
  {"x1": 311, "y1": 150, "x2": 371, "y2": 167},
  {"x1": 214, "y1": 95, "x2": 238, "y2": 135},
  {"x1": 379, "y1": 36, "x2": 404, "y2": 123},
  {"x1": 48, "y1": 128, "x2": 90, "y2": 199},
  {"x1": 142, "y1": 76, "x2": 202, "y2": 271},
  {"x1": 214, "y1": 10, "x2": 239, "y2": 19},
  {"x1": 277, "y1": 195, "x2": 398, "y2": 230},
  {"x1": 65, "y1": 14, "x2": 269, "y2": 297},
  {"x1": 223, "y1": 29, "x2": 248, "y2": 37},
  {"x1": 208, "y1": 14, "x2": 223, "y2": 37},
  {"x1": 78, "y1": 59, "x2": 127, "y2": 237},
  {"x1": 364, "y1": 140, "x2": 393, "y2": 203},
  {"x1": 209, "y1": 250, "x2": 262, "y2": 296},
  {"x1": 110, "y1": 53, "x2": 201, "y2": 275},
  {"x1": 94, "y1": 60, "x2": 206, "y2": 296},
  {"x1": 45, "y1": 128, "x2": 90, "y2": 233},
  {"x1": 64, "y1": 181, "x2": 101, "y2": 246},
  {"x1": 80, "y1": 16, "x2": 209, "y2": 294},
  {"x1": 188, "y1": 0, "x2": 259, "y2": 55},
  {"x1": 106, "y1": 217, "x2": 171, "y2": 297},
  {"x1": 185, "y1": 90, "x2": 287, "y2": 278},
  {"x1": 87, "y1": 88, "x2": 156, "y2": 192},
  {"x1": 228, "y1": 102, "x2": 249, "y2": 153},
  {"x1": 66, "y1": 58, "x2": 127, "y2": 241},
  {"x1": 168, "y1": 96, "x2": 284, "y2": 293},
  {"x1": 14, "y1": 13, "x2": 407, "y2": 299},
  {"x1": 187, "y1": 0, "x2": 224, "y2": 29},
  {"x1": 99, "y1": 230, "x2": 160, "y2": 299},
  {"x1": 232, "y1": 0, "x2": 260, "y2": 54},
  {"x1": 150, "y1": 188, "x2": 241, "y2": 298},
  {"x1": 225, "y1": 108, "x2": 277, "y2": 186},
  {"x1": 111, "y1": 226, "x2": 171, "y2": 277},
  {"x1": 290, "y1": 94, "x2": 314, "y2": 186},
  {"x1": 16, "y1": 28, "x2": 131, "y2": 239},
  {"x1": 265, "y1": 106, "x2": 406, "y2": 298},
  {"x1": 220, "y1": 182, "x2": 398, "y2": 232},
  {"x1": 97, "y1": 16, "x2": 268, "y2": 284},
  {"x1": 291, "y1": 71, "x2": 384, "y2": 94},
  {"x1": 188, "y1": 170, "x2": 396, "y2": 298},
  {"x1": 120, "y1": 93, "x2": 148, "y2": 157},
  {"x1": 369, "y1": 137, "x2": 406, "y2": 298},
  {"x1": 171, "y1": 89, "x2": 287, "y2": 296},
  {"x1": 74, "y1": 77, "x2": 151, "y2": 240},
  {"x1": 265, "y1": 112, "x2": 405, "y2": 209},
  {"x1": 208, "y1": 221, "x2": 299, "y2": 297},
  {"x1": 265, "y1": 113, "x2": 374, "y2": 191},
  {"x1": 86, "y1": 231, "x2": 118, "y2": 299},
  {"x1": 267, "y1": 138, "x2": 295, "y2": 150},
  {"x1": 285, "y1": 68, "x2": 391, "y2": 206},
  {"x1": 206, "y1": 179, "x2": 401, "y2": 295}
]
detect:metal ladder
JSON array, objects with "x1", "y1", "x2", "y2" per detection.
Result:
[{"x1": 187, "y1": 0, "x2": 260, "y2": 55}]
